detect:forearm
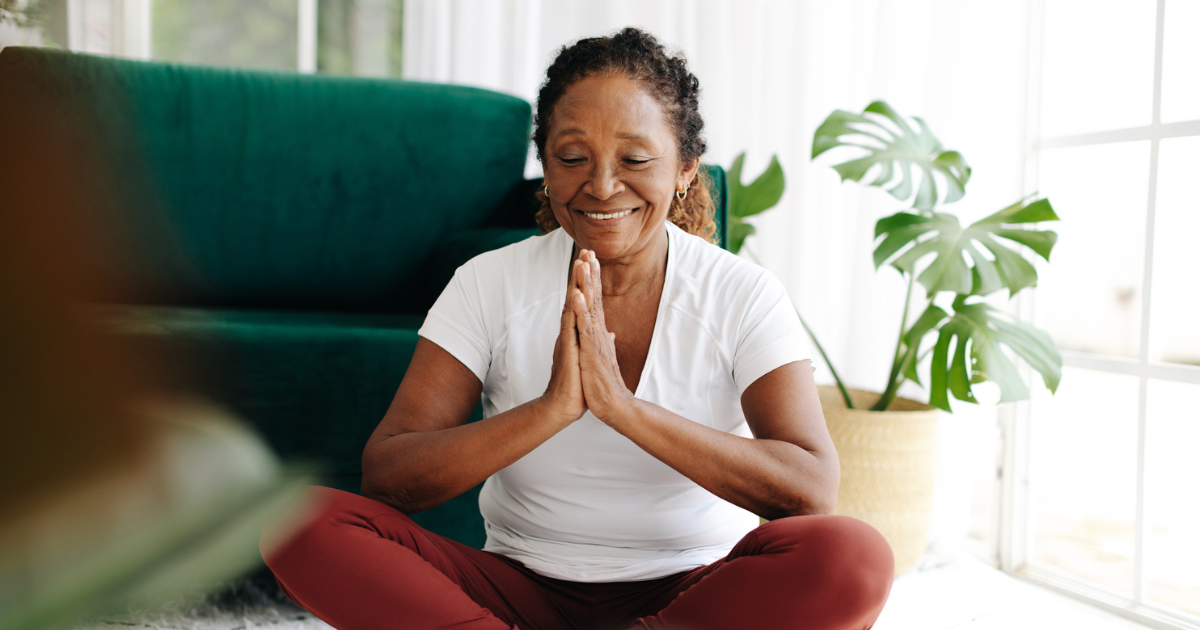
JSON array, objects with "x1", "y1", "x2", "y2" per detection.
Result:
[
  {"x1": 361, "y1": 397, "x2": 570, "y2": 514},
  {"x1": 607, "y1": 399, "x2": 839, "y2": 520}
]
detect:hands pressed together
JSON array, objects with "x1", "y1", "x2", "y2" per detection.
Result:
[{"x1": 542, "y1": 249, "x2": 636, "y2": 425}]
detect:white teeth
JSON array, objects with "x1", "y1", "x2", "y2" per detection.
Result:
[{"x1": 581, "y1": 209, "x2": 633, "y2": 220}]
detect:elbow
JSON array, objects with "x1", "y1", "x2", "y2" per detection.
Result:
[
  {"x1": 780, "y1": 452, "x2": 841, "y2": 517},
  {"x1": 360, "y1": 438, "x2": 419, "y2": 515},
  {"x1": 808, "y1": 456, "x2": 841, "y2": 515},
  {"x1": 360, "y1": 473, "x2": 420, "y2": 515},
  {"x1": 776, "y1": 487, "x2": 836, "y2": 518},
  {"x1": 809, "y1": 453, "x2": 841, "y2": 515},
  {"x1": 803, "y1": 487, "x2": 838, "y2": 516}
]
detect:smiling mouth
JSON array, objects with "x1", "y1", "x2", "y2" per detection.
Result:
[{"x1": 575, "y1": 208, "x2": 636, "y2": 220}]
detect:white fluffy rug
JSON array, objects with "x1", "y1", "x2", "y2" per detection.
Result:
[{"x1": 74, "y1": 573, "x2": 333, "y2": 630}]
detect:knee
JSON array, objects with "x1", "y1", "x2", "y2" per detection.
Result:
[
  {"x1": 259, "y1": 485, "x2": 383, "y2": 575},
  {"x1": 761, "y1": 515, "x2": 894, "y2": 611}
]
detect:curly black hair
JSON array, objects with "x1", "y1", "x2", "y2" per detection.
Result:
[{"x1": 532, "y1": 27, "x2": 716, "y2": 243}]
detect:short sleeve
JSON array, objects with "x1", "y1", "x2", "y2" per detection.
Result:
[
  {"x1": 732, "y1": 273, "x2": 812, "y2": 394},
  {"x1": 417, "y1": 259, "x2": 493, "y2": 384}
]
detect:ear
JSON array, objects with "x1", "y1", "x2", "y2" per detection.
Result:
[{"x1": 678, "y1": 157, "x2": 701, "y2": 191}]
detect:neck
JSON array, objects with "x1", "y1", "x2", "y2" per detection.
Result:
[{"x1": 573, "y1": 224, "x2": 669, "y2": 298}]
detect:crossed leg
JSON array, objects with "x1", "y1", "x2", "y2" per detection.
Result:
[
  {"x1": 262, "y1": 486, "x2": 894, "y2": 630},
  {"x1": 630, "y1": 515, "x2": 894, "y2": 630},
  {"x1": 261, "y1": 486, "x2": 559, "y2": 630}
]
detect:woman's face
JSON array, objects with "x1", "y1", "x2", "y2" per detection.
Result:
[{"x1": 543, "y1": 73, "x2": 698, "y2": 261}]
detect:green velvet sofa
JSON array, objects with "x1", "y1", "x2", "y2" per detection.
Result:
[{"x1": 0, "y1": 46, "x2": 730, "y2": 549}]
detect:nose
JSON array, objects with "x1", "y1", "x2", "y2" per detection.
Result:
[{"x1": 584, "y1": 161, "x2": 624, "y2": 201}]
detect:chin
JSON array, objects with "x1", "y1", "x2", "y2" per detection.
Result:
[{"x1": 573, "y1": 235, "x2": 631, "y2": 261}]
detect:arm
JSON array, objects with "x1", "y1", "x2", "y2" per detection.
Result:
[
  {"x1": 571, "y1": 249, "x2": 839, "y2": 520},
  {"x1": 361, "y1": 284, "x2": 588, "y2": 514},
  {"x1": 599, "y1": 360, "x2": 839, "y2": 520}
]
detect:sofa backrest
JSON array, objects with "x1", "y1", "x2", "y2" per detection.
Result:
[{"x1": 0, "y1": 47, "x2": 533, "y2": 311}]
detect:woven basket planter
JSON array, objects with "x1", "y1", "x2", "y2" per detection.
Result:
[{"x1": 819, "y1": 386, "x2": 942, "y2": 576}]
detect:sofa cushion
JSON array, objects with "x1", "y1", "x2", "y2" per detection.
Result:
[
  {"x1": 99, "y1": 305, "x2": 429, "y2": 470},
  {"x1": 96, "y1": 304, "x2": 488, "y2": 546},
  {"x1": 0, "y1": 47, "x2": 533, "y2": 311}
]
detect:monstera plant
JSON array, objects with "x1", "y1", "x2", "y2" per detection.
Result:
[
  {"x1": 726, "y1": 152, "x2": 786, "y2": 254},
  {"x1": 810, "y1": 100, "x2": 1063, "y2": 411}
]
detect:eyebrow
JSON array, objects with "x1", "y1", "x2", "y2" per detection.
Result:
[{"x1": 553, "y1": 129, "x2": 652, "y2": 143}]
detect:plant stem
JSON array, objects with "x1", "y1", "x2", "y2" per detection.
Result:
[
  {"x1": 743, "y1": 242, "x2": 854, "y2": 409},
  {"x1": 741, "y1": 241, "x2": 764, "y2": 266},
  {"x1": 795, "y1": 308, "x2": 855, "y2": 409},
  {"x1": 872, "y1": 273, "x2": 915, "y2": 411}
]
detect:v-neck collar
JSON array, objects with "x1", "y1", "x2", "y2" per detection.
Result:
[{"x1": 555, "y1": 222, "x2": 675, "y2": 400}]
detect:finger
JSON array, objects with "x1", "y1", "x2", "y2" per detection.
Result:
[
  {"x1": 610, "y1": 333, "x2": 621, "y2": 372},
  {"x1": 573, "y1": 291, "x2": 601, "y2": 350},
  {"x1": 570, "y1": 259, "x2": 585, "y2": 302},
  {"x1": 581, "y1": 256, "x2": 595, "y2": 311},
  {"x1": 573, "y1": 290, "x2": 589, "y2": 328},
  {"x1": 562, "y1": 291, "x2": 579, "y2": 344},
  {"x1": 588, "y1": 252, "x2": 605, "y2": 326},
  {"x1": 589, "y1": 251, "x2": 603, "y2": 301}
]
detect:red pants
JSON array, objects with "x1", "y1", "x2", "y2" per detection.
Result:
[{"x1": 262, "y1": 487, "x2": 893, "y2": 630}]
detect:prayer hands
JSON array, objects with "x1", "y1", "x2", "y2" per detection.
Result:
[
  {"x1": 541, "y1": 249, "x2": 633, "y2": 425},
  {"x1": 569, "y1": 250, "x2": 634, "y2": 423},
  {"x1": 543, "y1": 266, "x2": 588, "y2": 424}
]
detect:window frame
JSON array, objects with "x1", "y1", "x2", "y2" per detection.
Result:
[
  {"x1": 1001, "y1": 1, "x2": 1200, "y2": 628},
  {"x1": 65, "y1": 0, "x2": 318, "y2": 70}
]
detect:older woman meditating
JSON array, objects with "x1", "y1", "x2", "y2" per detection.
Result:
[{"x1": 263, "y1": 28, "x2": 893, "y2": 630}]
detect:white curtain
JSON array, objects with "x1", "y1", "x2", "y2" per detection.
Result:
[{"x1": 404, "y1": 0, "x2": 1035, "y2": 555}]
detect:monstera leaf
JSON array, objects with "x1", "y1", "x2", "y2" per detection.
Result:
[
  {"x1": 729, "y1": 222, "x2": 756, "y2": 256},
  {"x1": 925, "y1": 296, "x2": 1063, "y2": 411},
  {"x1": 813, "y1": 101, "x2": 971, "y2": 211},
  {"x1": 727, "y1": 152, "x2": 785, "y2": 254},
  {"x1": 873, "y1": 197, "x2": 1059, "y2": 297}
]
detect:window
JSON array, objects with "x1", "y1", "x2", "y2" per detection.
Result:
[
  {"x1": 1007, "y1": 1, "x2": 1200, "y2": 628},
  {"x1": 7, "y1": 0, "x2": 402, "y2": 75}
]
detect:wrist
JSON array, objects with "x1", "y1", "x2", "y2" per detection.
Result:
[
  {"x1": 595, "y1": 392, "x2": 639, "y2": 428},
  {"x1": 534, "y1": 393, "x2": 581, "y2": 427}
]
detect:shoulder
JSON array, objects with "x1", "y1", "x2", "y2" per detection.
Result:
[
  {"x1": 452, "y1": 227, "x2": 567, "y2": 306},
  {"x1": 667, "y1": 222, "x2": 787, "y2": 313}
]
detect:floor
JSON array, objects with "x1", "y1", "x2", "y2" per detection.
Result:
[
  {"x1": 875, "y1": 554, "x2": 1151, "y2": 630},
  {"x1": 79, "y1": 555, "x2": 1154, "y2": 630}
]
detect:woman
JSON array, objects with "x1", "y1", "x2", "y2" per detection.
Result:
[{"x1": 263, "y1": 28, "x2": 893, "y2": 630}]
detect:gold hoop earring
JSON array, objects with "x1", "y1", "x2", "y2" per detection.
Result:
[
  {"x1": 675, "y1": 187, "x2": 687, "y2": 201},
  {"x1": 543, "y1": 180, "x2": 550, "y2": 197}
]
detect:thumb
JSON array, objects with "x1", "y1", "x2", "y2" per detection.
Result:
[
  {"x1": 564, "y1": 307, "x2": 578, "y2": 350},
  {"x1": 561, "y1": 290, "x2": 577, "y2": 327},
  {"x1": 608, "y1": 332, "x2": 616, "y2": 342}
]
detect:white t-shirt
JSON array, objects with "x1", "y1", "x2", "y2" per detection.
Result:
[{"x1": 417, "y1": 220, "x2": 811, "y2": 582}]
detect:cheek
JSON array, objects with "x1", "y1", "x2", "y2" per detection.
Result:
[
  {"x1": 545, "y1": 166, "x2": 582, "y2": 202},
  {"x1": 632, "y1": 172, "x2": 677, "y2": 209}
]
